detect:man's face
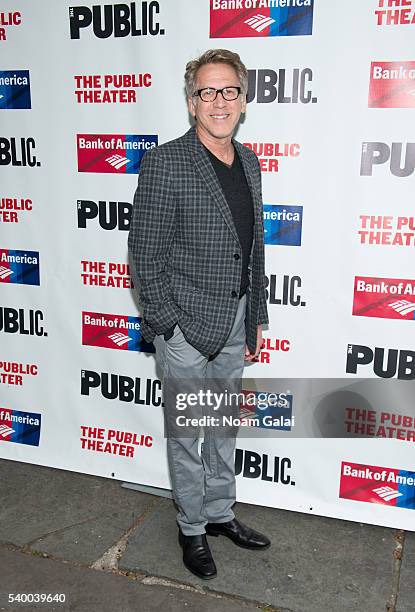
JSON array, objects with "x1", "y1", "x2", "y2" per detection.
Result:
[{"x1": 188, "y1": 63, "x2": 246, "y2": 142}]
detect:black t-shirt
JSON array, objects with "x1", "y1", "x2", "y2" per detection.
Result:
[{"x1": 204, "y1": 146, "x2": 254, "y2": 296}]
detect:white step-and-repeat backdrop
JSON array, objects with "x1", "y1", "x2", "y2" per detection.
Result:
[{"x1": 1, "y1": 0, "x2": 415, "y2": 530}]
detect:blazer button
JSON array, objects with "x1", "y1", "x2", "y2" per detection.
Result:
[
  {"x1": 231, "y1": 290, "x2": 238, "y2": 298},
  {"x1": 233, "y1": 253, "x2": 240, "y2": 260}
]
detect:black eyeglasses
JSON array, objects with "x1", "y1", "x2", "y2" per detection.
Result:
[{"x1": 192, "y1": 86, "x2": 241, "y2": 102}]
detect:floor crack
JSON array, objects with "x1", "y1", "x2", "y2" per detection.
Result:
[
  {"x1": 138, "y1": 574, "x2": 288, "y2": 611},
  {"x1": 0, "y1": 544, "x2": 289, "y2": 611},
  {"x1": 24, "y1": 515, "x2": 101, "y2": 548},
  {"x1": 386, "y1": 529, "x2": 405, "y2": 612},
  {"x1": 90, "y1": 497, "x2": 161, "y2": 571}
]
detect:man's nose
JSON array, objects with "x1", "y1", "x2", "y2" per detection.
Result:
[{"x1": 213, "y1": 92, "x2": 226, "y2": 106}]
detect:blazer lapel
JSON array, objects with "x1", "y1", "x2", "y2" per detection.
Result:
[
  {"x1": 185, "y1": 127, "x2": 261, "y2": 241},
  {"x1": 187, "y1": 127, "x2": 240, "y2": 244},
  {"x1": 233, "y1": 139, "x2": 262, "y2": 226}
]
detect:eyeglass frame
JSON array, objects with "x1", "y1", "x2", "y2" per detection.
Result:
[{"x1": 192, "y1": 86, "x2": 242, "y2": 102}]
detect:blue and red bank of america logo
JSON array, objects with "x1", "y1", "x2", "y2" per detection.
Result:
[
  {"x1": 0, "y1": 249, "x2": 40, "y2": 285},
  {"x1": 82, "y1": 311, "x2": 155, "y2": 353},
  {"x1": 340, "y1": 461, "x2": 415, "y2": 510},
  {"x1": 0, "y1": 70, "x2": 31, "y2": 109},
  {"x1": 0, "y1": 408, "x2": 41, "y2": 447},
  {"x1": 210, "y1": 0, "x2": 314, "y2": 38},
  {"x1": 77, "y1": 134, "x2": 158, "y2": 174},
  {"x1": 352, "y1": 276, "x2": 415, "y2": 321},
  {"x1": 263, "y1": 204, "x2": 303, "y2": 246},
  {"x1": 240, "y1": 390, "x2": 293, "y2": 430}
]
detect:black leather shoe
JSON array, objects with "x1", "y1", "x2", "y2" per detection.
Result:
[
  {"x1": 206, "y1": 518, "x2": 271, "y2": 550},
  {"x1": 178, "y1": 531, "x2": 217, "y2": 580}
]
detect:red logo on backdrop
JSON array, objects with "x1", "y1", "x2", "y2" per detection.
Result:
[
  {"x1": 81, "y1": 260, "x2": 133, "y2": 288},
  {"x1": 358, "y1": 214, "x2": 415, "y2": 247},
  {"x1": 77, "y1": 134, "x2": 157, "y2": 174},
  {"x1": 74, "y1": 73, "x2": 152, "y2": 104},
  {"x1": 0, "y1": 11, "x2": 22, "y2": 41},
  {"x1": 80, "y1": 425, "x2": 153, "y2": 459},
  {"x1": 82, "y1": 311, "x2": 154, "y2": 353},
  {"x1": 369, "y1": 61, "x2": 415, "y2": 108},
  {"x1": 353, "y1": 276, "x2": 415, "y2": 320},
  {"x1": 0, "y1": 197, "x2": 32, "y2": 223},
  {"x1": 243, "y1": 142, "x2": 300, "y2": 173},
  {"x1": 374, "y1": 0, "x2": 415, "y2": 26},
  {"x1": 211, "y1": 5, "x2": 272, "y2": 38},
  {"x1": 339, "y1": 461, "x2": 415, "y2": 510},
  {"x1": 0, "y1": 361, "x2": 38, "y2": 386},
  {"x1": 210, "y1": 0, "x2": 314, "y2": 38},
  {"x1": 253, "y1": 336, "x2": 291, "y2": 365}
]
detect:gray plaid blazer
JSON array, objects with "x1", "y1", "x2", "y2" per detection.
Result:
[{"x1": 128, "y1": 125, "x2": 268, "y2": 357}]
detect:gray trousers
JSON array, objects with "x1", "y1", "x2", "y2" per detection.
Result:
[{"x1": 153, "y1": 294, "x2": 247, "y2": 536}]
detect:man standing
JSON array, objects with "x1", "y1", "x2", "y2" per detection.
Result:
[{"x1": 128, "y1": 49, "x2": 270, "y2": 579}]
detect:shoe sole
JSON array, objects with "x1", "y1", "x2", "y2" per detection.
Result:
[
  {"x1": 206, "y1": 530, "x2": 271, "y2": 550},
  {"x1": 183, "y1": 561, "x2": 217, "y2": 580}
]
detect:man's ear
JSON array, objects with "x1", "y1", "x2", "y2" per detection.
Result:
[
  {"x1": 241, "y1": 94, "x2": 247, "y2": 114},
  {"x1": 188, "y1": 96, "x2": 196, "y2": 117}
]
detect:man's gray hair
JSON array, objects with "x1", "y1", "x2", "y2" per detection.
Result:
[{"x1": 185, "y1": 49, "x2": 248, "y2": 98}]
